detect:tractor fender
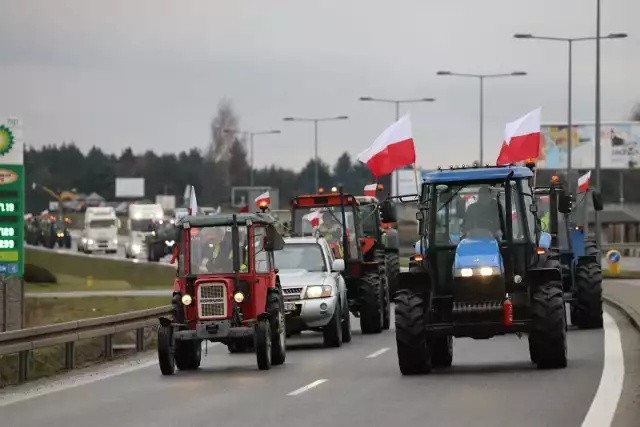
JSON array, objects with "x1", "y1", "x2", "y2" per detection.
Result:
[
  {"x1": 382, "y1": 229, "x2": 400, "y2": 251},
  {"x1": 257, "y1": 312, "x2": 272, "y2": 323},
  {"x1": 577, "y1": 254, "x2": 598, "y2": 266},
  {"x1": 526, "y1": 267, "x2": 562, "y2": 288},
  {"x1": 395, "y1": 271, "x2": 431, "y2": 296}
]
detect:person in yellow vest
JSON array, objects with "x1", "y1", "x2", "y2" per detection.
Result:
[
  {"x1": 200, "y1": 227, "x2": 248, "y2": 273},
  {"x1": 540, "y1": 211, "x2": 550, "y2": 232}
]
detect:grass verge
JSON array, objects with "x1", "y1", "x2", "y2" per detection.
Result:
[
  {"x1": 26, "y1": 274, "x2": 154, "y2": 293},
  {"x1": 603, "y1": 270, "x2": 640, "y2": 279}
]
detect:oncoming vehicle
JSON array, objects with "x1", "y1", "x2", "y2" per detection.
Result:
[
  {"x1": 275, "y1": 237, "x2": 350, "y2": 347},
  {"x1": 145, "y1": 219, "x2": 179, "y2": 262},
  {"x1": 157, "y1": 213, "x2": 287, "y2": 374},
  {"x1": 79, "y1": 207, "x2": 118, "y2": 254},
  {"x1": 125, "y1": 204, "x2": 163, "y2": 258},
  {"x1": 396, "y1": 166, "x2": 566, "y2": 375}
]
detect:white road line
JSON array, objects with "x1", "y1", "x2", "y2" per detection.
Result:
[
  {"x1": 581, "y1": 311, "x2": 624, "y2": 427},
  {"x1": 366, "y1": 347, "x2": 390, "y2": 359},
  {"x1": 287, "y1": 379, "x2": 327, "y2": 396}
]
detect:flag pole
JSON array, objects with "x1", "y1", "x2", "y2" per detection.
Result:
[{"x1": 413, "y1": 163, "x2": 420, "y2": 195}]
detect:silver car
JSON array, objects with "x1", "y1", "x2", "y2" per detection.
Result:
[{"x1": 275, "y1": 237, "x2": 351, "y2": 347}]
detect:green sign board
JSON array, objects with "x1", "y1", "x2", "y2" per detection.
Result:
[{"x1": 0, "y1": 120, "x2": 24, "y2": 277}]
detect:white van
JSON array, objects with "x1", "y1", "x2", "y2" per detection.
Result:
[
  {"x1": 79, "y1": 207, "x2": 119, "y2": 254},
  {"x1": 125, "y1": 203, "x2": 164, "y2": 258}
]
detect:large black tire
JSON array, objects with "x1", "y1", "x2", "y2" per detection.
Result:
[
  {"x1": 382, "y1": 274, "x2": 391, "y2": 330},
  {"x1": 394, "y1": 290, "x2": 431, "y2": 375},
  {"x1": 359, "y1": 271, "x2": 383, "y2": 334},
  {"x1": 175, "y1": 340, "x2": 202, "y2": 370},
  {"x1": 157, "y1": 325, "x2": 175, "y2": 375},
  {"x1": 267, "y1": 290, "x2": 286, "y2": 366},
  {"x1": 571, "y1": 261, "x2": 603, "y2": 329},
  {"x1": 430, "y1": 335, "x2": 453, "y2": 367},
  {"x1": 386, "y1": 252, "x2": 400, "y2": 295},
  {"x1": 323, "y1": 301, "x2": 343, "y2": 347},
  {"x1": 255, "y1": 318, "x2": 272, "y2": 370},
  {"x1": 529, "y1": 282, "x2": 567, "y2": 369},
  {"x1": 341, "y1": 301, "x2": 352, "y2": 343}
]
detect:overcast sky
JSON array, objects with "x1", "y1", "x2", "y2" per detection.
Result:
[{"x1": 1, "y1": 0, "x2": 639, "y2": 170}]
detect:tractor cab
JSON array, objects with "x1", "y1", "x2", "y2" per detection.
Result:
[
  {"x1": 395, "y1": 166, "x2": 566, "y2": 375},
  {"x1": 157, "y1": 213, "x2": 287, "y2": 374}
]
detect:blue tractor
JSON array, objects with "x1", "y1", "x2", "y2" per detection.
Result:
[
  {"x1": 533, "y1": 175, "x2": 604, "y2": 329},
  {"x1": 396, "y1": 166, "x2": 566, "y2": 375}
]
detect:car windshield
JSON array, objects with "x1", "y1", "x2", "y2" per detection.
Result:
[
  {"x1": 274, "y1": 243, "x2": 326, "y2": 272},
  {"x1": 189, "y1": 225, "x2": 247, "y2": 274},
  {"x1": 433, "y1": 181, "x2": 526, "y2": 245},
  {"x1": 292, "y1": 206, "x2": 358, "y2": 260},
  {"x1": 130, "y1": 219, "x2": 154, "y2": 232},
  {"x1": 89, "y1": 219, "x2": 116, "y2": 228}
]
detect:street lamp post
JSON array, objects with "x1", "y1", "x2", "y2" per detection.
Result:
[
  {"x1": 282, "y1": 115, "x2": 349, "y2": 191},
  {"x1": 514, "y1": 32, "x2": 627, "y2": 190},
  {"x1": 224, "y1": 129, "x2": 281, "y2": 186},
  {"x1": 436, "y1": 71, "x2": 527, "y2": 165},
  {"x1": 358, "y1": 96, "x2": 435, "y2": 197}
]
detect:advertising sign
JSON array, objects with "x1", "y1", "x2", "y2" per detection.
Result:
[
  {"x1": 538, "y1": 122, "x2": 640, "y2": 169},
  {"x1": 0, "y1": 118, "x2": 24, "y2": 276},
  {"x1": 115, "y1": 177, "x2": 145, "y2": 198}
]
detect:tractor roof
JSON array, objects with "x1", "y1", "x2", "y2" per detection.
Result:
[
  {"x1": 177, "y1": 213, "x2": 277, "y2": 228},
  {"x1": 423, "y1": 166, "x2": 532, "y2": 184}
]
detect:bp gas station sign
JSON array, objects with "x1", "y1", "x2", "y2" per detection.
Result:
[{"x1": 0, "y1": 118, "x2": 24, "y2": 276}]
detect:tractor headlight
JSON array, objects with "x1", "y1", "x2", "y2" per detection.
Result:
[
  {"x1": 305, "y1": 285, "x2": 332, "y2": 299},
  {"x1": 459, "y1": 268, "x2": 473, "y2": 278},
  {"x1": 454, "y1": 267, "x2": 500, "y2": 277},
  {"x1": 233, "y1": 291, "x2": 245, "y2": 303},
  {"x1": 132, "y1": 244, "x2": 141, "y2": 254},
  {"x1": 181, "y1": 294, "x2": 192, "y2": 306},
  {"x1": 87, "y1": 239, "x2": 94, "y2": 245}
]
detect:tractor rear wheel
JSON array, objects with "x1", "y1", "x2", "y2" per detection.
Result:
[
  {"x1": 429, "y1": 335, "x2": 453, "y2": 367},
  {"x1": 255, "y1": 318, "x2": 272, "y2": 370},
  {"x1": 529, "y1": 281, "x2": 567, "y2": 369},
  {"x1": 386, "y1": 252, "x2": 400, "y2": 296},
  {"x1": 382, "y1": 274, "x2": 391, "y2": 330},
  {"x1": 267, "y1": 289, "x2": 286, "y2": 365},
  {"x1": 394, "y1": 290, "x2": 430, "y2": 375},
  {"x1": 571, "y1": 261, "x2": 603, "y2": 329},
  {"x1": 323, "y1": 300, "x2": 343, "y2": 347},
  {"x1": 359, "y1": 271, "x2": 383, "y2": 334},
  {"x1": 175, "y1": 339, "x2": 201, "y2": 370},
  {"x1": 157, "y1": 325, "x2": 175, "y2": 375}
]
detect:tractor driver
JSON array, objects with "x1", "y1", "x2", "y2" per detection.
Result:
[
  {"x1": 462, "y1": 186, "x2": 502, "y2": 237},
  {"x1": 318, "y1": 211, "x2": 344, "y2": 258},
  {"x1": 198, "y1": 227, "x2": 248, "y2": 273}
]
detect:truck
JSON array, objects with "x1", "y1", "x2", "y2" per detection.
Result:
[
  {"x1": 79, "y1": 207, "x2": 119, "y2": 254},
  {"x1": 125, "y1": 203, "x2": 164, "y2": 259}
]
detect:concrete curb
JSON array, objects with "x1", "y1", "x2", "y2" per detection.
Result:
[{"x1": 603, "y1": 295, "x2": 640, "y2": 333}]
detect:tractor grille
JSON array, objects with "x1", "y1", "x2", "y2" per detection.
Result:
[
  {"x1": 198, "y1": 283, "x2": 227, "y2": 319},
  {"x1": 283, "y1": 287, "x2": 303, "y2": 301}
]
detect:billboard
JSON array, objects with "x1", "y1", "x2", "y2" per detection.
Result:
[
  {"x1": 538, "y1": 122, "x2": 640, "y2": 169},
  {"x1": 115, "y1": 177, "x2": 145, "y2": 198}
]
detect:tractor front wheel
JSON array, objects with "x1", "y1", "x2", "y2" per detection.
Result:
[
  {"x1": 157, "y1": 325, "x2": 175, "y2": 375},
  {"x1": 394, "y1": 290, "x2": 430, "y2": 375},
  {"x1": 529, "y1": 281, "x2": 567, "y2": 369},
  {"x1": 359, "y1": 271, "x2": 383, "y2": 334},
  {"x1": 175, "y1": 340, "x2": 202, "y2": 370},
  {"x1": 255, "y1": 318, "x2": 272, "y2": 370},
  {"x1": 341, "y1": 301, "x2": 352, "y2": 343},
  {"x1": 571, "y1": 261, "x2": 603, "y2": 329}
]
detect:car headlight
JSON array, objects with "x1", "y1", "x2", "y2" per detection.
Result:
[
  {"x1": 81, "y1": 238, "x2": 87, "y2": 243},
  {"x1": 181, "y1": 294, "x2": 192, "y2": 306},
  {"x1": 132, "y1": 244, "x2": 141, "y2": 253},
  {"x1": 454, "y1": 266, "x2": 500, "y2": 277},
  {"x1": 112, "y1": 238, "x2": 118, "y2": 244},
  {"x1": 87, "y1": 239, "x2": 94, "y2": 245},
  {"x1": 305, "y1": 285, "x2": 332, "y2": 299}
]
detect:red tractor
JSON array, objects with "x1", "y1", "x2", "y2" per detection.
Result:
[
  {"x1": 290, "y1": 187, "x2": 396, "y2": 333},
  {"x1": 157, "y1": 213, "x2": 287, "y2": 373}
]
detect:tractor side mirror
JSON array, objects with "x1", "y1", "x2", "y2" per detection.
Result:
[
  {"x1": 380, "y1": 200, "x2": 397, "y2": 223},
  {"x1": 558, "y1": 194, "x2": 572, "y2": 214},
  {"x1": 264, "y1": 225, "x2": 285, "y2": 251},
  {"x1": 331, "y1": 259, "x2": 345, "y2": 272},
  {"x1": 592, "y1": 191, "x2": 603, "y2": 211}
]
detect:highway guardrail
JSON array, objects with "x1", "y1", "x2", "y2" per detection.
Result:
[{"x1": 0, "y1": 305, "x2": 170, "y2": 383}]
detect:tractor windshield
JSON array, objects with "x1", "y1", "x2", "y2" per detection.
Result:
[
  {"x1": 189, "y1": 225, "x2": 248, "y2": 274},
  {"x1": 433, "y1": 181, "x2": 527, "y2": 246},
  {"x1": 358, "y1": 204, "x2": 378, "y2": 236},
  {"x1": 292, "y1": 206, "x2": 358, "y2": 260}
]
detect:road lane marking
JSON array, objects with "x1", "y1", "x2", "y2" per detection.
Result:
[
  {"x1": 366, "y1": 347, "x2": 390, "y2": 359},
  {"x1": 581, "y1": 311, "x2": 624, "y2": 427},
  {"x1": 287, "y1": 379, "x2": 327, "y2": 396}
]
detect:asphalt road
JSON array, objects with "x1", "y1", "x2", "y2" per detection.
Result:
[{"x1": 2, "y1": 306, "x2": 637, "y2": 427}]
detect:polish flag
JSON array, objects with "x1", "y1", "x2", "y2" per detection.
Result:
[
  {"x1": 188, "y1": 186, "x2": 198, "y2": 215},
  {"x1": 578, "y1": 171, "x2": 591, "y2": 193},
  {"x1": 255, "y1": 191, "x2": 270, "y2": 208},
  {"x1": 496, "y1": 108, "x2": 542, "y2": 165},
  {"x1": 357, "y1": 114, "x2": 416, "y2": 177},
  {"x1": 303, "y1": 211, "x2": 323, "y2": 228},
  {"x1": 364, "y1": 183, "x2": 377, "y2": 197}
]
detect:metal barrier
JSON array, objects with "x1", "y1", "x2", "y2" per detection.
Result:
[
  {"x1": 601, "y1": 243, "x2": 640, "y2": 257},
  {"x1": 0, "y1": 306, "x2": 170, "y2": 383}
]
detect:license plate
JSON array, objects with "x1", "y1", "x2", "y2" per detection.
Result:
[{"x1": 285, "y1": 302, "x2": 297, "y2": 312}]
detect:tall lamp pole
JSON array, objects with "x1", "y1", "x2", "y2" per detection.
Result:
[
  {"x1": 224, "y1": 129, "x2": 281, "y2": 186},
  {"x1": 358, "y1": 96, "x2": 435, "y2": 196},
  {"x1": 282, "y1": 115, "x2": 349, "y2": 191},
  {"x1": 436, "y1": 71, "x2": 527, "y2": 165}
]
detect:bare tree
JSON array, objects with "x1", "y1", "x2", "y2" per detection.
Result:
[{"x1": 207, "y1": 98, "x2": 240, "y2": 162}]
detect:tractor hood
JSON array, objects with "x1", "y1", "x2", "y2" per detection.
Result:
[{"x1": 453, "y1": 236, "x2": 503, "y2": 271}]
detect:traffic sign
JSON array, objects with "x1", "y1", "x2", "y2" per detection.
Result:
[
  {"x1": 0, "y1": 118, "x2": 24, "y2": 277},
  {"x1": 606, "y1": 249, "x2": 621, "y2": 265}
]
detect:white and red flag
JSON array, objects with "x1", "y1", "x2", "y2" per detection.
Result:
[
  {"x1": 254, "y1": 191, "x2": 270, "y2": 207},
  {"x1": 578, "y1": 171, "x2": 591, "y2": 193},
  {"x1": 188, "y1": 185, "x2": 198, "y2": 215},
  {"x1": 364, "y1": 183, "x2": 377, "y2": 197},
  {"x1": 496, "y1": 108, "x2": 542, "y2": 165},
  {"x1": 303, "y1": 211, "x2": 323, "y2": 228},
  {"x1": 357, "y1": 114, "x2": 416, "y2": 177}
]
